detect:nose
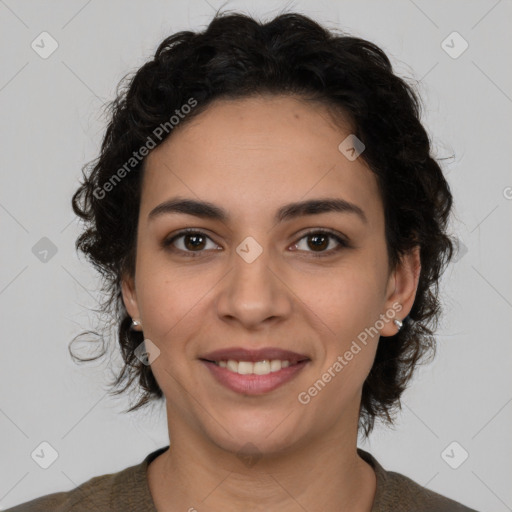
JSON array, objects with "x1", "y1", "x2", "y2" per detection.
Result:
[{"x1": 214, "y1": 245, "x2": 293, "y2": 330}]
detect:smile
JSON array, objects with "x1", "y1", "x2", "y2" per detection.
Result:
[
  {"x1": 211, "y1": 359, "x2": 295, "y2": 374},
  {"x1": 200, "y1": 359, "x2": 309, "y2": 395}
]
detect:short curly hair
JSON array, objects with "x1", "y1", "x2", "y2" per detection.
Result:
[{"x1": 70, "y1": 10, "x2": 455, "y2": 438}]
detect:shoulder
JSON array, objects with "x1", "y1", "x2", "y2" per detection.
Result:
[
  {"x1": 357, "y1": 448, "x2": 480, "y2": 512},
  {"x1": 4, "y1": 446, "x2": 168, "y2": 512},
  {"x1": 379, "y1": 468, "x2": 479, "y2": 511},
  {"x1": 4, "y1": 471, "x2": 119, "y2": 512}
]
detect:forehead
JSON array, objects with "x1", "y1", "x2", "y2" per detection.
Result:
[{"x1": 141, "y1": 95, "x2": 383, "y2": 229}]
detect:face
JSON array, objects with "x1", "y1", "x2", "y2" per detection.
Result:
[{"x1": 122, "y1": 95, "x2": 420, "y2": 455}]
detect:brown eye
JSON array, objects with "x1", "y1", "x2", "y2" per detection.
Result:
[
  {"x1": 182, "y1": 233, "x2": 207, "y2": 251},
  {"x1": 163, "y1": 229, "x2": 219, "y2": 257},
  {"x1": 306, "y1": 233, "x2": 329, "y2": 251},
  {"x1": 291, "y1": 230, "x2": 349, "y2": 257}
]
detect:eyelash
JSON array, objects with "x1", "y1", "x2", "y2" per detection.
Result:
[{"x1": 162, "y1": 228, "x2": 350, "y2": 259}]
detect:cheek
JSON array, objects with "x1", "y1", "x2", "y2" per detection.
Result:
[
  {"x1": 134, "y1": 264, "x2": 209, "y2": 396},
  {"x1": 303, "y1": 273, "x2": 382, "y2": 407},
  {"x1": 134, "y1": 251, "x2": 202, "y2": 342},
  {"x1": 296, "y1": 257, "x2": 386, "y2": 386},
  {"x1": 305, "y1": 262, "x2": 385, "y2": 334}
]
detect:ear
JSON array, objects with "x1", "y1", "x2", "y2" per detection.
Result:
[
  {"x1": 380, "y1": 245, "x2": 421, "y2": 337},
  {"x1": 121, "y1": 273, "x2": 142, "y2": 331}
]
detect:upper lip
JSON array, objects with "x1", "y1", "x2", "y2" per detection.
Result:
[{"x1": 200, "y1": 347, "x2": 310, "y2": 364}]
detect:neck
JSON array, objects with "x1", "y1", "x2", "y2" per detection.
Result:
[{"x1": 147, "y1": 412, "x2": 376, "y2": 512}]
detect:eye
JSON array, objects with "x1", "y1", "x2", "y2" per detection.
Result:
[
  {"x1": 291, "y1": 229, "x2": 350, "y2": 258},
  {"x1": 162, "y1": 228, "x2": 350, "y2": 258},
  {"x1": 163, "y1": 229, "x2": 220, "y2": 257}
]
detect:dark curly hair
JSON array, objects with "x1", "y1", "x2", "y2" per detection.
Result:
[{"x1": 70, "y1": 10, "x2": 455, "y2": 438}]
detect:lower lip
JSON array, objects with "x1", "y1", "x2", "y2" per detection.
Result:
[{"x1": 201, "y1": 360, "x2": 309, "y2": 395}]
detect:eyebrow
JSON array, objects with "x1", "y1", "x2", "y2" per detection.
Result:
[{"x1": 148, "y1": 196, "x2": 368, "y2": 225}]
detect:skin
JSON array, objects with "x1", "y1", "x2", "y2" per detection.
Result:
[{"x1": 122, "y1": 94, "x2": 421, "y2": 512}]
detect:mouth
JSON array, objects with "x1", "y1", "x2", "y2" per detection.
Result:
[
  {"x1": 198, "y1": 347, "x2": 311, "y2": 395},
  {"x1": 200, "y1": 358, "x2": 308, "y2": 375}
]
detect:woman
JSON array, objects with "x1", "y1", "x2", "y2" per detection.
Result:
[{"x1": 7, "y1": 10, "x2": 479, "y2": 512}]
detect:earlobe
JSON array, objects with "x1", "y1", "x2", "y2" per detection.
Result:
[{"x1": 381, "y1": 246, "x2": 421, "y2": 337}]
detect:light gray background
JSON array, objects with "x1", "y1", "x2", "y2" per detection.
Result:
[{"x1": 1, "y1": 1, "x2": 511, "y2": 510}]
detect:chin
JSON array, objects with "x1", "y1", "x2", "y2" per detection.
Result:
[
  {"x1": 205, "y1": 415, "x2": 304, "y2": 457},
  {"x1": 216, "y1": 432, "x2": 299, "y2": 460}
]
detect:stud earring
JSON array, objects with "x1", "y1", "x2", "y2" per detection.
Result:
[
  {"x1": 131, "y1": 319, "x2": 142, "y2": 330},
  {"x1": 393, "y1": 319, "x2": 403, "y2": 331}
]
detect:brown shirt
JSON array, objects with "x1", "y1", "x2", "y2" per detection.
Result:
[{"x1": 5, "y1": 446, "x2": 479, "y2": 511}]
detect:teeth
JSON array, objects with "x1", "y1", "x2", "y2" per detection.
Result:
[
  {"x1": 238, "y1": 361, "x2": 255, "y2": 375},
  {"x1": 227, "y1": 359, "x2": 238, "y2": 373},
  {"x1": 215, "y1": 359, "x2": 292, "y2": 375},
  {"x1": 270, "y1": 359, "x2": 287, "y2": 372}
]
